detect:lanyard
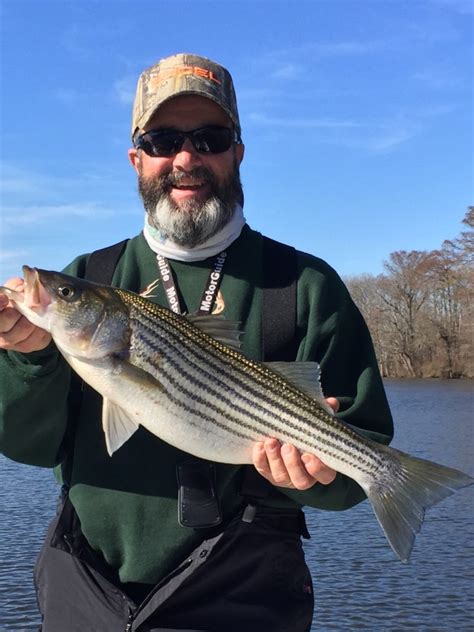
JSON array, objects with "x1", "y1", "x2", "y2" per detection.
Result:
[
  {"x1": 156, "y1": 253, "x2": 227, "y2": 530},
  {"x1": 156, "y1": 252, "x2": 227, "y2": 316}
]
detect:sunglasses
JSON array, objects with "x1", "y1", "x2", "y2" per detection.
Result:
[{"x1": 134, "y1": 125, "x2": 241, "y2": 157}]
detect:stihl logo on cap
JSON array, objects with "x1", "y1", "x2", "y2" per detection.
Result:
[{"x1": 150, "y1": 65, "x2": 221, "y2": 88}]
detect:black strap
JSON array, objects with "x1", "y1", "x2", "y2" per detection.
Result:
[
  {"x1": 262, "y1": 236, "x2": 298, "y2": 362},
  {"x1": 83, "y1": 240, "x2": 129, "y2": 284},
  {"x1": 156, "y1": 250, "x2": 227, "y2": 316},
  {"x1": 240, "y1": 236, "x2": 298, "y2": 503},
  {"x1": 61, "y1": 240, "x2": 129, "y2": 486}
]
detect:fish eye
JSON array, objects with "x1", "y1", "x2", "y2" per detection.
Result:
[{"x1": 57, "y1": 285, "x2": 77, "y2": 301}]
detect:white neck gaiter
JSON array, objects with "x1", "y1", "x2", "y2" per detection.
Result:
[{"x1": 143, "y1": 205, "x2": 246, "y2": 262}]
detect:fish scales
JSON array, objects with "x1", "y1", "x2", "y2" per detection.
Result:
[
  {"x1": 124, "y1": 293, "x2": 386, "y2": 478},
  {"x1": 128, "y1": 301, "x2": 383, "y2": 475},
  {"x1": 2, "y1": 266, "x2": 472, "y2": 563}
]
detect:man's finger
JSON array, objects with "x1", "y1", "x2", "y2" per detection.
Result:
[
  {"x1": 263, "y1": 438, "x2": 293, "y2": 487},
  {"x1": 4, "y1": 278, "x2": 25, "y2": 292},
  {"x1": 301, "y1": 453, "x2": 337, "y2": 485},
  {"x1": 325, "y1": 397, "x2": 340, "y2": 413},
  {"x1": 280, "y1": 443, "x2": 317, "y2": 490}
]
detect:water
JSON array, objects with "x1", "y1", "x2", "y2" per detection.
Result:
[
  {"x1": 306, "y1": 379, "x2": 474, "y2": 631},
  {"x1": 0, "y1": 379, "x2": 473, "y2": 631},
  {"x1": 0, "y1": 457, "x2": 57, "y2": 630}
]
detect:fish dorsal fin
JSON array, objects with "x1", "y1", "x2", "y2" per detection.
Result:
[
  {"x1": 102, "y1": 398, "x2": 140, "y2": 456},
  {"x1": 186, "y1": 314, "x2": 243, "y2": 351},
  {"x1": 264, "y1": 361, "x2": 334, "y2": 415}
]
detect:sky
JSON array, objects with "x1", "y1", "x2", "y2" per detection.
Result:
[{"x1": 0, "y1": 0, "x2": 472, "y2": 281}]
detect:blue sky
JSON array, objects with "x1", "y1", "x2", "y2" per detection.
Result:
[{"x1": 1, "y1": 0, "x2": 472, "y2": 281}]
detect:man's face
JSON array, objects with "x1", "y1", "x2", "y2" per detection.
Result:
[{"x1": 128, "y1": 95, "x2": 245, "y2": 247}]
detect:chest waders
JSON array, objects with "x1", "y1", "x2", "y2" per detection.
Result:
[{"x1": 34, "y1": 237, "x2": 314, "y2": 632}]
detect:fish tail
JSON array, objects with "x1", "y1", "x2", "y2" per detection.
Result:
[{"x1": 364, "y1": 447, "x2": 473, "y2": 562}]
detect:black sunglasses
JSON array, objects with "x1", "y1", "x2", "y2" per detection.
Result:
[{"x1": 134, "y1": 125, "x2": 241, "y2": 157}]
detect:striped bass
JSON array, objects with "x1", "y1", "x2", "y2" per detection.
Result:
[{"x1": 2, "y1": 266, "x2": 472, "y2": 563}]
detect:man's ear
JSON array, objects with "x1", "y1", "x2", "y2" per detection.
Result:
[
  {"x1": 235, "y1": 142, "x2": 245, "y2": 165},
  {"x1": 128, "y1": 148, "x2": 141, "y2": 174}
]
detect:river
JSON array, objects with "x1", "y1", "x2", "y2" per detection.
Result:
[{"x1": 1, "y1": 379, "x2": 473, "y2": 631}]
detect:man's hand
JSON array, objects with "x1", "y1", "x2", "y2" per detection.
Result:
[
  {"x1": 0, "y1": 278, "x2": 51, "y2": 353},
  {"x1": 252, "y1": 397, "x2": 339, "y2": 490}
]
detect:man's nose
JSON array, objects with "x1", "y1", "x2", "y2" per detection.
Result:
[{"x1": 172, "y1": 138, "x2": 202, "y2": 170}]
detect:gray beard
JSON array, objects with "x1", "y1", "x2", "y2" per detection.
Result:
[
  {"x1": 138, "y1": 163, "x2": 243, "y2": 248},
  {"x1": 148, "y1": 196, "x2": 235, "y2": 248}
]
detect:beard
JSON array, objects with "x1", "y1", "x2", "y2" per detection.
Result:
[{"x1": 138, "y1": 160, "x2": 244, "y2": 248}]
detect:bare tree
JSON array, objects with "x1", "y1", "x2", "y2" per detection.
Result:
[
  {"x1": 442, "y1": 206, "x2": 474, "y2": 265},
  {"x1": 345, "y1": 210, "x2": 473, "y2": 378},
  {"x1": 377, "y1": 251, "x2": 435, "y2": 377},
  {"x1": 427, "y1": 246, "x2": 468, "y2": 377},
  {"x1": 346, "y1": 274, "x2": 390, "y2": 376}
]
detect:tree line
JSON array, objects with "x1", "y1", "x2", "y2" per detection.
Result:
[{"x1": 346, "y1": 208, "x2": 473, "y2": 379}]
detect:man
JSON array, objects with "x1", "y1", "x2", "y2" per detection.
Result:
[{"x1": 0, "y1": 53, "x2": 393, "y2": 631}]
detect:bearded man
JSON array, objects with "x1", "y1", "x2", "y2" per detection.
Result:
[{"x1": 0, "y1": 53, "x2": 393, "y2": 631}]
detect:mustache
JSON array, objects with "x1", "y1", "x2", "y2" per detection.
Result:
[{"x1": 156, "y1": 167, "x2": 215, "y2": 190}]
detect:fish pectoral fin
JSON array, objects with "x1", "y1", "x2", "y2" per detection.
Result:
[
  {"x1": 102, "y1": 398, "x2": 140, "y2": 456},
  {"x1": 264, "y1": 361, "x2": 334, "y2": 414},
  {"x1": 186, "y1": 314, "x2": 243, "y2": 351}
]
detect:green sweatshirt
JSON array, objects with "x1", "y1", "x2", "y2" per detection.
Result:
[{"x1": 0, "y1": 226, "x2": 393, "y2": 585}]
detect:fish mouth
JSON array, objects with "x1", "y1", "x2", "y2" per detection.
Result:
[
  {"x1": 22, "y1": 265, "x2": 42, "y2": 308},
  {"x1": 21, "y1": 265, "x2": 52, "y2": 312}
]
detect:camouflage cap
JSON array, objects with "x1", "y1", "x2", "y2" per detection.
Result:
[{"x1": 131, "y1": 53, "x2": 241, "y2": 140}]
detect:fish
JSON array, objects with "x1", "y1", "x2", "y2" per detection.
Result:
[{"x1": 1, "y1": 266, "x2": 473, "y2": 563}]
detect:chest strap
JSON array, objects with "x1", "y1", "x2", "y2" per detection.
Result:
[{"x1": 262, "y1": 235, "x2": 297, "y2": 361}]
